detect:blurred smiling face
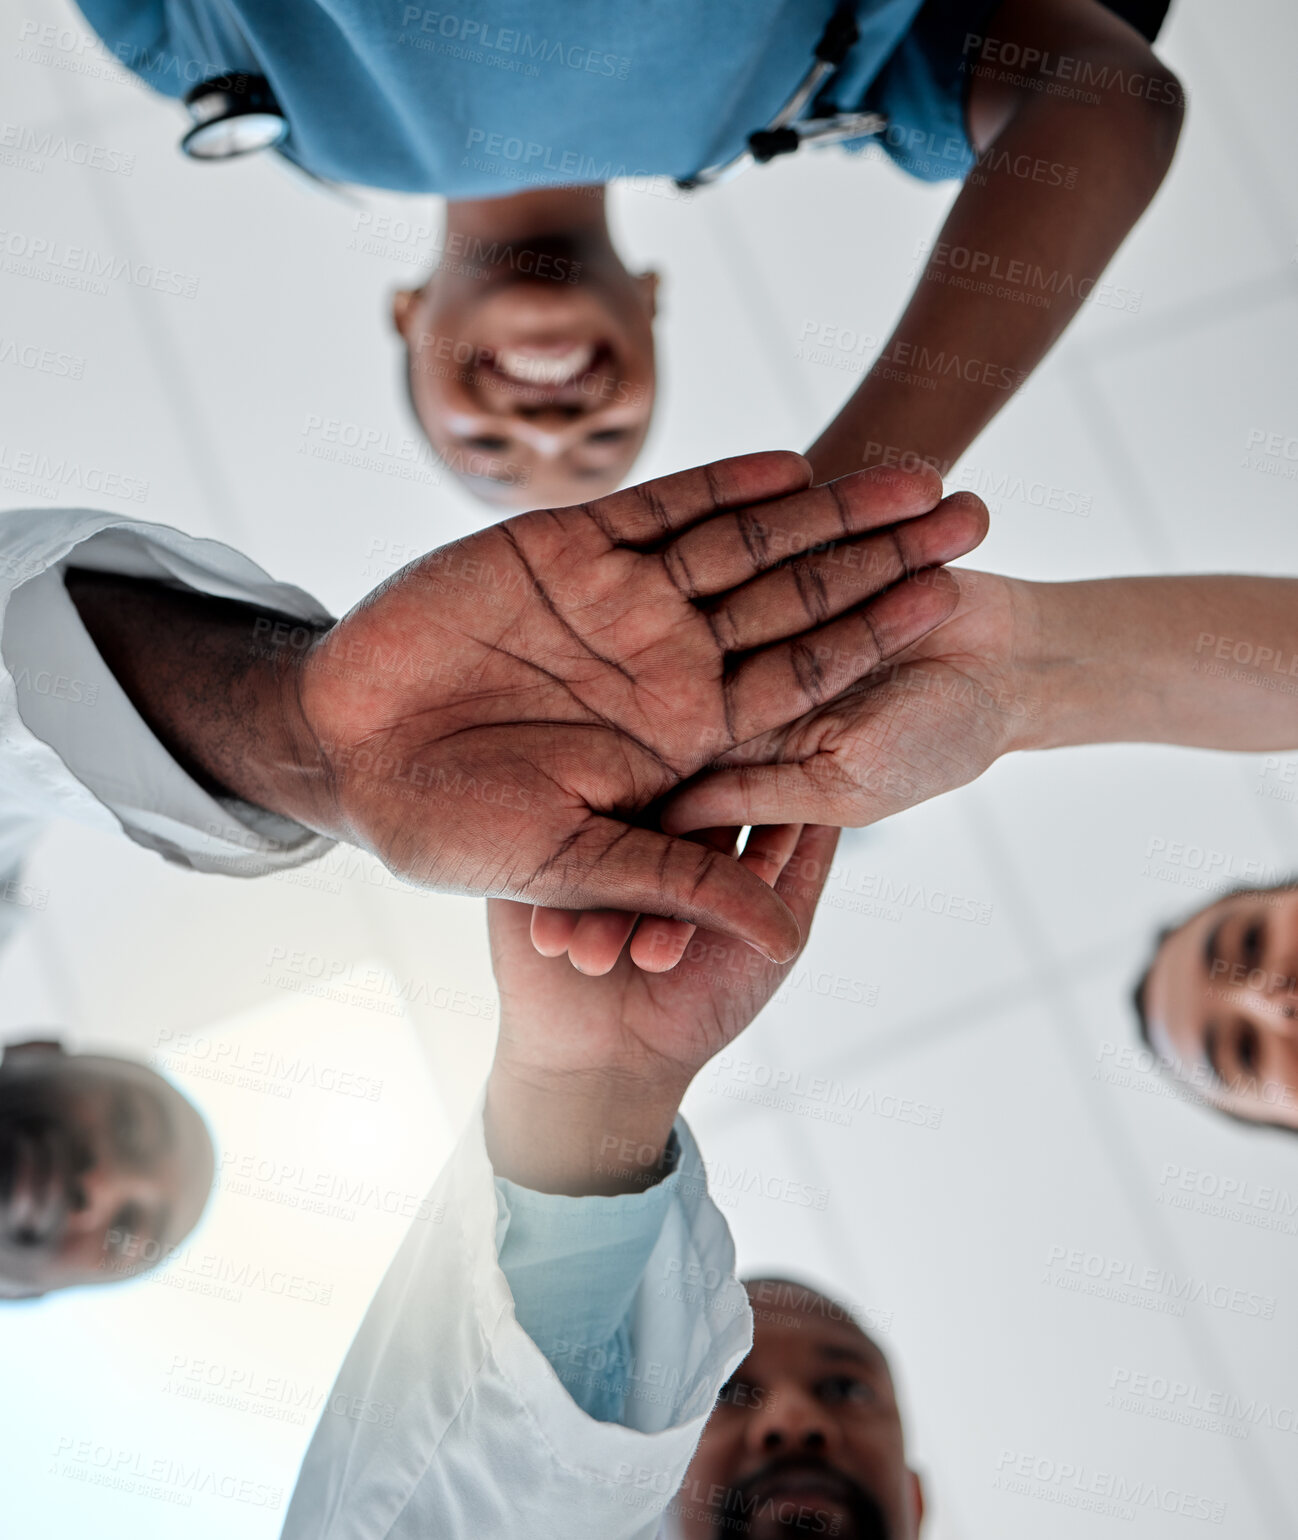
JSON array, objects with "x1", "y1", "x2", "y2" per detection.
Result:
[
  {"x1": 0, "y1": 1044, "x2": 214, "y2": 1299},
  {"x1": 1143, "y1": 885, "x2": 1298, "y2": 1128},
  {"x1": 677, "y1": 1281, "x2": 923, "y2": 1540},
  {"x1": 396, "y1": 250, "x2": 657, "y2": 510}
]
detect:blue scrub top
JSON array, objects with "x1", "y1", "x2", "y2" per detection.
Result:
[{"x1": 76, "y1": 0, "x2": 994, "y2": 192}]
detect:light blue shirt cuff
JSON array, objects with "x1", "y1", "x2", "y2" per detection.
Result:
[{"x1": 495, "y1": 1128, "x2": 682, "y2": 1425}]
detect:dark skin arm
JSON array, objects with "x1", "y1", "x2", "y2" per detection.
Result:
[
  {"x1": 521, "y1": 0, "x2": 1182, "y2": 975},
  {"x1": 806, "y1": 0, "x2": 1184, "y2": 484},
  {"x1": 63, "y1": 569, "x2": 329, "y2": 819}
]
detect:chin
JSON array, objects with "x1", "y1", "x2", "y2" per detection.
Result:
[{"x1": 454, "y1": 476, "x2": 538, "y2": 510}]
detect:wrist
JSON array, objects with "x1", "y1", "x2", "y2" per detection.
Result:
[
  {"x1": 175, "y1": 608, "x2": 343, "y2": 834},
  {"x1": 63, "y1": 568, "x2": 338, "y2": 822},
  {"x1": 245, "y1": 626, "x2": 347, "y2": 835},
  {"x1": 485, "y1": 1052, "x2": 686, "y2": 1197},
  {"x1": 1000, "y1": 577, "x2": 1060, "y2": 753},
  {"x1": 1006, "y1": 578, "x2": 1132, "y2": 753}
]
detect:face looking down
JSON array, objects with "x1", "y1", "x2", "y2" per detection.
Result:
[
  {"x1": 678, "y1": 1280, "x2": 924, "y2": 1540},
  {"x1": 395, "y1": 229, "x2": 658, "y2": 510},
  {"x1": 0, "y1": 1042, "x2": 214, "y2": 1300},
  {"x1": 1139, "y1": 884, "x2": 1298, "y2": 1130}
]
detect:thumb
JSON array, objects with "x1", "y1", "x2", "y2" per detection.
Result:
[
  {"x1": 662, "y1": 762, "x2": 834, "y2": 836},
  {"x1": 770, "y1": 824, "x2": 842, "y2": 941},
  {"x1": 565, "y1": 819, "x2": 802, "y2": 963}
]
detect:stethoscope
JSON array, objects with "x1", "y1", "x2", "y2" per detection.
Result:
[
  {"x1": 175, "y1": 0, "x2": 288, "y2": 158},
  {"x1": 180, "y1": 3, "x2": 886, "y2": 179},
  {"x1": 676, "y1": 4, "x2": 885, "y2": 189},
  {"x1": 181, "y1": 72, "x2": 287, "y2": 158}
]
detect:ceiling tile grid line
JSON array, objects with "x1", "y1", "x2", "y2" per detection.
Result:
[
  {"x1": 698, "y1": 187, "x2": 850, "y2": 445},
  {"x1": 1065, "y1": 265, "x2": 1298, "y2": 373},
  {"x1": 31, "y1": 52, "x2": 257, "y2": 551},
  {"x1": 707, "y1": 930, "x2": 1143, "y2": 1114},
  {"x1": 1172, "y1": 4, "x2": 1298, "y2": 266},
  {"x1": 1060, "y1": 354, "x2": 1182, "y2": 569},
  {"x1": 959, "y1": 788, "x2": 1298, "y2": 1539}
]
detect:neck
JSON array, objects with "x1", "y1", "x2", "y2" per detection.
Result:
[{"x1": 444, "y1": 186, "x2": 610, "y2": 247}]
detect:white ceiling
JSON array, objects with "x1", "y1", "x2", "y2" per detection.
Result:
[{"x1": 1, "y1": 0, "x2": 1296, "y2": 1535}]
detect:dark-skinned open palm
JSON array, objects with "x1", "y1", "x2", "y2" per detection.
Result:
[{"x1": 293, "y1": 453, "x2": 987, "y2": 962}]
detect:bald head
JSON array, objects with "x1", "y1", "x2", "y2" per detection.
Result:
[
  {"x1": 0, "y1": 1041, "x2": 214, "y2": 1299},
  {"x1": 675, "y1": 1276, "x2": 923, "y2": 1539}
]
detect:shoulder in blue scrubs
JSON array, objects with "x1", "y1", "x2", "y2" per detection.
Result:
[{"x1": 74, "y1": 0, "x2": 995, "y2": 191}]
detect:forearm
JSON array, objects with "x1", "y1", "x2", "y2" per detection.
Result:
[
  {"x1": 63, "y1": 568, "x2": 336, "y2": 825},
  {"x1": 1013, "y1": 576, "x2": 1298, "y2": 753},
  {"x1": 484, "y1": 1055, "x2": 687, "y2": 1197},
  {"x1": 806, "y1": 0, "x2": 1182, "y2": 485}
]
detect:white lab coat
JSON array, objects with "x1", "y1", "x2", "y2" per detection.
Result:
[
  {"x1": 0, "y1": 508, "x2": 334, "y2": 939},
  {"x1": 280, "y1": 1105, "x2": 752, "y2": 1540}
]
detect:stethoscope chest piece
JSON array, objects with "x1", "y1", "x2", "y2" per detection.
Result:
[
  {"x1": 676, "y1": 3, "x2": 883, "y2": 190},
  {"x1": 182, "y1": 74, "x2": 288, "y2": 159}
]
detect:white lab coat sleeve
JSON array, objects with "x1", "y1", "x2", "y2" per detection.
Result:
[
  {"x1": 0, "y1": 855, "x2": 41, "y2": 954},
  {"x1": 0, "y1": 507, "x2": 335, "y2": 876},
  {"x1": 279, "y1": 1101, "x2": 753, "y2": 1540}
]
